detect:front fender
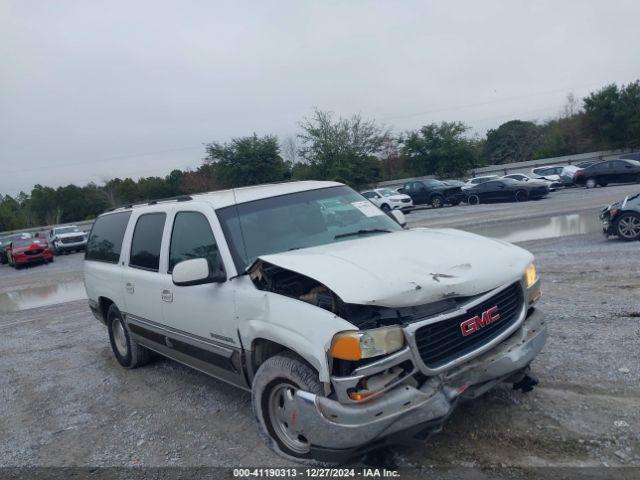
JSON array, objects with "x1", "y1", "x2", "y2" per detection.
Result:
[{"x1": 235, "y1": 280, "x2": 357, "y2": 382}]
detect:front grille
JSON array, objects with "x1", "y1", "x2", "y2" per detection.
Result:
[
  {"x1": 414, "y1": 282, "x2": 524, "y2": 369},
  {"x1": 24, "y1": 249, "x2": 44, "y2": 256},
  {"x1": 61, "y1": 236, "x2": 84, "y2": 244}
]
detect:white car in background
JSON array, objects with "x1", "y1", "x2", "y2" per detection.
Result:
[
  {"x1": 502, "y1": 173, "x2": 559, "y2": 191},
  {"x1": 361, "y1": 188, "x2": 414, "y2": 213},
  {"x1": 463, "y1": 175, "x2": 500, "y2": 189},
  {"x1": 531, "y1": 165, "x2": 564, "y2": 182}
]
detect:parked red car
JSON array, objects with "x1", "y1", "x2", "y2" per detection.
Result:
[{"x1": 6, "y1": 237, "x2": 54, "y2": 269}]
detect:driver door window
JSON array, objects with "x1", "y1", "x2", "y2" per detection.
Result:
[{"x1": 169, "y1": 211, "x2": 224, "y2": 275}]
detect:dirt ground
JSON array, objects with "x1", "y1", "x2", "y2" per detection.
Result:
[{"x1": 1, "y1": 186, "x2": 639, "y2": 469}]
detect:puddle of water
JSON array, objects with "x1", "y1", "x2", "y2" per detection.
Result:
[
  {"x1": 465, "y1": 212, "x2": 603, "y2": 243},
  {"x1": 0, "y1": 282, "x2": 87, "y2": 313}
]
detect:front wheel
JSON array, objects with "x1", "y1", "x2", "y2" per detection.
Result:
[
  {"x1": 430, "y1": 195, "x2": 444, "y2": 208},
  {"x1": 380, "y1": 203, "x2": 390, "y2": 213},
  {"x1": 252, "y1": 353, "x2": 324, "y2": 460},
  {"x1": 467, "y1": 194, "x2": 480, "y2": 206},
  {"x1": 514, "y1": 190, "x2": 529, "y2": 202},
  {"x1": 615, "y1": 212, "x2": 640, "y2": 241}
]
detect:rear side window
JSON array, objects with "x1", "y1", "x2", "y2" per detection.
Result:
[
  {"x1": 85, "y1": 211, "x2": 132, "y2": 264},
  {"x1": 129, "y1": 213, "x2": 166, "y2": 271},
  {"x1": 168, "y1": 212, "x2": 223, "y2": 273}
]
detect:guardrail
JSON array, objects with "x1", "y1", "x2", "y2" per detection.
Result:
[{"x1": 0, "y1": 219, "x2": 95, "y2": 237}]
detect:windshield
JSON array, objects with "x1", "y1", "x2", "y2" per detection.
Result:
[
  {"x1": 377, "y1": 188, "x2": 397, "y2": 197},
  {"x1": 55, "y1": 226, "x2": 81, "y2": 235},
  {"x1": 13, "y1": 238, "x2": 36, "y2": 248},
  {"x1": 217, "y1": 185, "x2": 403, "y2": 272}
]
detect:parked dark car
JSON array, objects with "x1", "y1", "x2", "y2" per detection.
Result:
[
  {"x1": 464, "y1": 178, "x2": 549, "y2": 205},
  {"x1": 0, "y1": 233, "x2": 32, "y2": 264},
  {"x1": 600, "y1": 192, "x2": 640, "y2": 241},
  {"x1": 400, "y1": 179, "x2": 465, "y2": 208},
  {"x1": 575, "y1": 159, "x2": 640, "y2": 188}
]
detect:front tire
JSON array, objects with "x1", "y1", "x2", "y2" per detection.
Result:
[
  {"x1": 430, "y1": 195, "x2": 444, "y2": 208},
  {"x1": 107, "y1": 304, "x2": 151, "y2": 368},
  {"x1": 380, "y1": 204, "x2": 390, "y2": 213},
  {"x1": 252, "y1": 353, "x2": 324, "y2": 461},
  {"x1": 514, "y1": 190, "x2": 529, "y2": 202},
  {"x1": 467, "y1": 194, "x2": 480, "y2": 205},
  {"x1": 615, "y1": 212, "x2": 640, "y2": 241}
]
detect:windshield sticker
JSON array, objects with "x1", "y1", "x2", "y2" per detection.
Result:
[{"x1": 351, "y1": 200, "x2": 385, "y2": 217}]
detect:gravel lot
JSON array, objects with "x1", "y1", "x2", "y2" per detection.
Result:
[{"x1": 1, "y1": 185, "x2": 639, "y2": 469}]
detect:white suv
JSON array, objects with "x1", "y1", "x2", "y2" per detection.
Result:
[
  {"x1": 360, "y1": 188, "x2": 414, "y2": 213},
  {"x1": 84, "y1": 180, "x2": 546, "y2": 462}
]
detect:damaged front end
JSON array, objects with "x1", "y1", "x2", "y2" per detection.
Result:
[{"x1": 249, "y1": 257, "x2": 547, "y2": 461}]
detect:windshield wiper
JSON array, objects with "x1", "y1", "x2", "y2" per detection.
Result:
[{"x1": 334, "y1": 228, "x2": 391, "y2": 239}]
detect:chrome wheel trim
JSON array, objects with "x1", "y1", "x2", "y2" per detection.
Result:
[
  {"x1": 586, "y1": 178, "x2": 596, "y2": 188},
  {"x1": 268, "y1": 383, "x2": 309, "y2": 454},
  {"x1": 112, "y1": 318, "x2": 129, "y2": 357},
  {"x1": 618, "y1": 216, "x2": 640, "y2": 239}
]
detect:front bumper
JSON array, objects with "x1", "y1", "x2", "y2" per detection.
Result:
[
  {"x1": 14, "y1": 252, "x2": 54, "y2": 265},
  {"x1": 55, "y1": 241, "x2": 87, "y2": 252},
  {"x1": 294, "y1": 308, "x2": 547, "y2": 461}
]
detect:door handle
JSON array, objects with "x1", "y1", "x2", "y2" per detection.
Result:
[{"x1": 125, "y1": 282, "x2": 135, "y2": 294}]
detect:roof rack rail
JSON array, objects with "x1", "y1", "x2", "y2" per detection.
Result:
[{"x1": 109, "y1": 195, "x2": 194, "y2": 212}]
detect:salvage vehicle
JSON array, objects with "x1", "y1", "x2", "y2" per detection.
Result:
[
  {"x1": 530, "y1": 165, "x2": 564, "y2": 183},
  {"x1": 502, "y1": 173, "x2": 559, "y2": 191},
  {"x1": 7, "y1": 237, "x2": 54, "y2": 268},
  {"x1": 49, "y1": 225, "x2": 88, "y2": 254},
  {"x1": 601, "y1": 192, "x2": 640, "y2": 241},
  {"x1": 574, "y1": 159, "x2": 640, "y2": 188},
  {"x1": 361, "y1": 188, "x2": 414, "y2": 213},
  {"x1": 0, "y1": 232, "x2": 32, "y2": 264},
  {"x1": 84, "y1": 181, "x2": 546, "y2": 462},
  {"x1": 400, "y1": 179, "x2": 465, "y2": 208},
  {"x1": 463, "y1": 175, "x2": 500, "y2": 188},
  {"x1": 464, "y1": 178, "x2": 549, "y2": 205}
]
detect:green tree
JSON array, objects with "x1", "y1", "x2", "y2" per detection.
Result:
[
  {"x1": 297, "y1": 109, "x2": 385, "y2": 188},
  {"x1": 204, "y1": 134, "x2": 289, "y2": 188},
  {"x1": 584, "y1": 81, "x2": 640, "y2": 149},
  {"x1": 484, "y1": 120, "x2": 541, "y2": 164},
  {"x1": 401, "y1": 121, "x2": 480, "y2": 178}
]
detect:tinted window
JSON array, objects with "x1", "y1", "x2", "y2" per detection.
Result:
[
  {"x1": 361, "y1": 192, "x2": 375, "y2": 199},
  {"x1": 86, "y1": 212, "x2": 132, "y2": 263},
  {"x1": 169, "y1": 212, "x2": 223, "y2": 273},
  {"x1": 129, "y1": 213, "x2": 166, "y2": 271}
]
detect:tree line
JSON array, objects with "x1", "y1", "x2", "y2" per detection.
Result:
[{"x1": 1, "y1": 80, "x2": 639, "y2": 232}]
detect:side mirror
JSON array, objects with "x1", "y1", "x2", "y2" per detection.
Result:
[
  {"x1": 390, "y1": 209, "x2": 407, "y2": 227},
  {"x1": 172, "y1": 258, "x2": 226, "y2": 286}
]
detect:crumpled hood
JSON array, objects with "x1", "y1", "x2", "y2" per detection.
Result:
[{"x1": 257, "y1": 228, "x2": 533, "y2": 308}]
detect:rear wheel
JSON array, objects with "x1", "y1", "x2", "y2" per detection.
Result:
[
  {"x1": 585, "y1": 178, "x2": 597, "y2": 189},
  {"x1": 430, "y1": 195, "x2": 444, "y2": 208},
  {"x1": 615, "y1": 212, "x2": 640, "y2": 241},
  {"x1": 252, "y1": 353, "x2": 324, "y2": 461},
  {"x1": 107, "y1": 304, "x2": 151, "y2": 368},
  {"x1": 514, "y1": 190, "x2": 529, "y2": 202}
]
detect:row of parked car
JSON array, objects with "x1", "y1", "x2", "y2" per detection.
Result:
[
  {"x1": 0, "y1": 225, "x2": 88, "y2": 269},
  {"x1": 361, "y1": 158, "x2": 640, "y2": 212}
]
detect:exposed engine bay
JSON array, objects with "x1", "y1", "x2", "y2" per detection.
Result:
[{"x1": 249, "y1": 260, "x2": 470, "y2": 329}]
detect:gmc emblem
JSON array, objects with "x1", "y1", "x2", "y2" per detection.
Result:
[{"x1": 460, "y1": 305, "x2": 500, "y2": 336}]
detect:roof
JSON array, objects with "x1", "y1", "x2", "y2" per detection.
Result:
[{"x1": 109, "y1": 180, "x2": 344, "y2": 213}]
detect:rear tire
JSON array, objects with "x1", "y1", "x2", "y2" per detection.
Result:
[
  {"x1": 615, "y1": 212, "x2": 640, "y2": 241},
  {"x1": 107, "y1": 304, "x2": 151, "y2": 368},
  {"x1": 252, "y1": 352, "x2": 324, "y2": 461},
  {"x1": 585, "y1": 178, "x2": 597, "y2": 189}
]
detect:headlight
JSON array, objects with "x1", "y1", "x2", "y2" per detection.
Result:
[
  {"x1": 329, "y1": 326, "x2": 405, "y2": 361},
  {"x1": 524, "y1": 263, "x2": 538, "y2": 288}
]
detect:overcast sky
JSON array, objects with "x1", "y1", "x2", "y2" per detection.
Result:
[{"x1": 1, "y1": 0, "x2": 639, "y2": 195}]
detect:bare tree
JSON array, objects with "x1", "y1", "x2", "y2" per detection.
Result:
[{"x1": 281, "y1": 136, "x2": 299, "y2": 164}]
